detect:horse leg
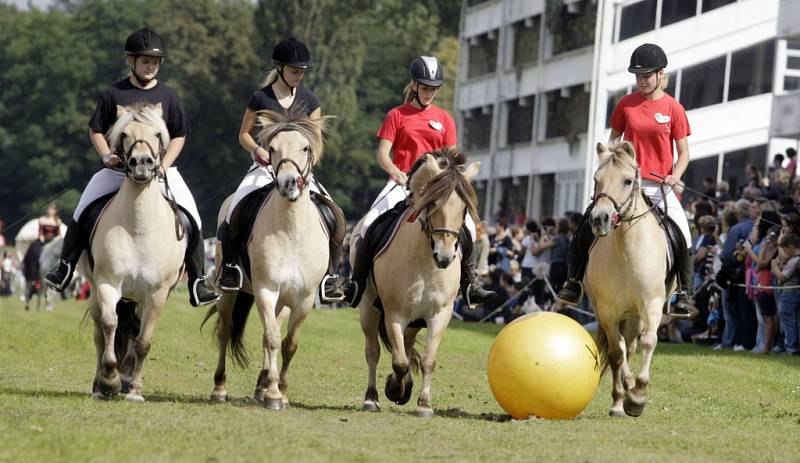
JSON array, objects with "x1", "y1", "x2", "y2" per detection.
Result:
[
  {"x1": 253, "y1": 287, "x2": 283, "y2": 410},
  {"x1": 278, "y1": 300, "x2": 313, "y2": 409},
  {"x1": 119, "y1": 340, "x2": 136, "y2": 393},
  {"x1": 603, "y1": 321, "x2": 626, "y2": 417},
  {"x1": 384, "y1": 315, "x2": 413, "y2": 406},
  {"x1": 416, "y1": 310, "x2": 451, "y2": 418},
  {"x1": 211, "y1": 293, "x2": 235, "y2": 403},
  {"x1": 359, "y1": 297, "x2": 381, "y2": 412},
  {"x1": 624, "y1": 301, "x2": 662, "y2": 417},
  {"x1": 92, "y1": 284, "x2": 122, "y2": 398},
  {"x1": 620, "y1": 319, "x2": 640, "y2": 391},
  {"x1": 125, "y1": 289, "x2": 169, "y2": 403}
]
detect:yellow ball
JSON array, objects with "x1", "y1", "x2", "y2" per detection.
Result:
[{"x1": 487, "y1": 312, "x2": 601, "y2": 420}]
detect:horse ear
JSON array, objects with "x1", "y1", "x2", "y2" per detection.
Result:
[
  {"x1": 424, "y1": 153, "x2": 443, "y2": 176},
  {"x1": 116, "y1": 105, "x2": 128, "y2": 120},
  {"x1": 462, "y1": 161, "x2": 480, "y2": 181},
  {"x1": 620, "y1": 140, "x2": 636, "y2": 160},
  {"x1": 152, "y1": 102, "x2": 163, "y2": 118},
  {"x1": 596, "y1": 142, "x2": 612, "y2": 163}
]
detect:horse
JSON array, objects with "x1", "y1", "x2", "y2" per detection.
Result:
[
  {"x1": 81, "y1": 103, "x2": 186, "y2": 402},
  {"x1": 206, "y1": 110, "x2": 331, "y2": 409},
  {"x1": 584, "y1": 141, "x2": 675, "y2": 418},
  {"x1": 355, "y1": 148, "x2": 480, "y2": 418}
]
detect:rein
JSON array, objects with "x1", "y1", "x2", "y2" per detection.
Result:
[
  {"x1": 417, "y1": 205, "x2": 466, "y2": 251},
  {"x1": 591, "y1": 166, "x2": 656, "y2": 228}
]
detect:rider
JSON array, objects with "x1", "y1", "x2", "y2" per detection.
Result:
[
  {"x1": 38, "y1": 204, "x2": 63, "y2": 244},
  {"x1": 557, "y1": 43, "x2": 696, "y2": 319},
  {"x1": 341, "y1": 56, "x2": 495, "y2": 308},
  {"x1": 44, "y1": 27, "x2": 219, "y2": 307},
  {"x1": 216, "y1": 38, "x2": 346, "y2": 303}
]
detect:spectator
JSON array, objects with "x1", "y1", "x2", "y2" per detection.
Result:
[
  {"x1": 38, "y1": 204, "x2": 63, "y2": 244},
  {"x1": 719, "y1": 199, "x2": 754, "y2": 351},
  {"x1": 771, "y1": 233, "x2": 800, "y2": 355},
  {"x1": 743, "y1": 211, "x2": 781, "y2": 353},
  {"x1": 786, "y1": 147, "x2": 798, "y2": 181},
  {"x1": 471, "y1": 221, "x2": 490, "y2": 277},
  {"x1": 716, "y1": 180, "x2": 731, "y2": 202},
  {"x1": 549, "y1": 218, "x2": 570, "y2": 293}
]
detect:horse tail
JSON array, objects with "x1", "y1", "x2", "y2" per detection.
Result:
[
  {"x1": 114, "y1": 300, "x2": 140, "y2": 361},
  {"x1": 377, "y1": 310, "x2": 421, "y2": 374},
  {"x1": 594, "y1": 323, "x2": 610, "y2": 377},
  {"x1": 229, "y1": 292, "x2": 255, "y2": 368}
]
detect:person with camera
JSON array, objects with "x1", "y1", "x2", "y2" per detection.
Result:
[
  {"x1": 742, "y1": 211, "x2": 781, "y2": 353},
  {"x1": 718, "y1": 199, "x2": 754, "y2": 350}
]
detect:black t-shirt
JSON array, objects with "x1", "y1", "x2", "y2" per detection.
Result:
[
  {"x1": 88, "y1": 78, "x2": 190, "y2": 138},
  {"x1": 247, "y1": 85, "x2": 320, "y2": 116}
]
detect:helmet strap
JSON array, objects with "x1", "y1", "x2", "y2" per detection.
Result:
[
  {"x1": 129, "y1": 56, "x2": 156, "y2": 88},
  {"x1": 413, "y1": 82, "x2": 432, "y2": 109},
  {"x1": 277, "y1": 65, "x2": 296, "y2": 96},
  {"x1": 644, "y1": 70, "x2": 662, "y2": 97}
]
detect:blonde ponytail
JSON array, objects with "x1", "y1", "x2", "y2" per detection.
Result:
[
  {"x1": 403, "y1": 80, "x2": 416, "y2": 104},
  {"x1": 258, "y1": 69, "x2": 280, "y2": 88},
  {"x1": 661, "y1": 72, "x2": 670, "y2": 91}
]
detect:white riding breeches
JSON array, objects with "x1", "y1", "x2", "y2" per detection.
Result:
[
  {"x1": 641, "y1": 179, "x2": 691, "y2": 249},
  {"x1": 360, "y1": 179, "x2": 476, "y2": 242},
  {"x1": 73, "y1": 167, "x2": 202, "y2": 229},
  {"x1": 224, "y1": 162, "x2": 324, "y2": 223}
]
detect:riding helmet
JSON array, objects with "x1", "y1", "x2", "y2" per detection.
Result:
[
  {"x1": 272, "y1": 38, "x2": 314, "y2": 69},
  {"x1": 628, "y1": 43, "x2": 667, "y2": 74},
  {"x1": 125, "y1": 28, "x2": 166, "y2": 57},
  {"x1": 410, "y1": 56, "x2": 444, "y2": 87}
]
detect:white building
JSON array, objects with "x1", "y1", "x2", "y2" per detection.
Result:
[{"x1": 456, "y1": 0, "x2": 800, "y2": 222}]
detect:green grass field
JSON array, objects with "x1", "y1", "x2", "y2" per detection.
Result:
[{"x1": 1, "y1": 293, "x2": 798, "y2": 462}]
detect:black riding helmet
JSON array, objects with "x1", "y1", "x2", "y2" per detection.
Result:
[
  {"x1": 272, "y1": 38, "x2": 314, "y2": 69},
  {"x1": 628, "y1": 43, "x2": 667, "y2": 74},
  {"x1": 125, "y1": 27, "x2": 166, "y2": 58},
  {"x1": 410, "y1": 56, "x2": 444, "y2": 87}
]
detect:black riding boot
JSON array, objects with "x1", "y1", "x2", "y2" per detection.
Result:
[
  {"x1": 320, "y1": 239, "x2": 345, "y2": 303},
  {"x1": 183, "y1": 214, "x2": 219, "y2": 307},
  {"x1": 342, "y1": 236, "x2": 370, "y2": 308},
  {"x1": 217, "y1": 221, "x2": 244, "y2": 292},
  {"x1": 557, "y1": 211, "x2": 595, "y2": 306},
  {"x1": 668, "y1": 248, "x2": 698, "y2": 320},
  {"x1": 44, "y1": 219, "x2": 84, "y2": 292},
  {"x1": 459, "y1": 227, "x2": 496, "y2": 308}
]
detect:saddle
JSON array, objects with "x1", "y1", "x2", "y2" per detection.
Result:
[
  {"x1": 644, "y1": 195, "x2": 685, "y2": 288},
  {"x1": 226, "y1": 184, "x2": 345, "y2": 282}
]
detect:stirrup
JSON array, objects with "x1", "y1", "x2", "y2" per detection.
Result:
[
  {"x1": 667, "y1": 291, "x2": 698, "y2": 320},
  {"x1": 191, "y1": 277, "x2": 220, "y2": 307},
  {"x1": 557, "y1": 280, "x2": 584, "y2": 307},
  {"x1": 44, "y1": 260, "x2": 72, "y2": 292},
  {"x1": 219, "y1": 263, "x2": 244, "y2": 292},
  {"x1": 320, "y1": 274, "x2": 346, "y2": 303}
]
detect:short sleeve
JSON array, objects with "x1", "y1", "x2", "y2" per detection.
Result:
[
  {"x1": 670, "y1": 101, "x2": 691, "y2": 140},
  {"x1": 88, "y1": 90, "x2": 114, "y2": 134},
  {"x1": 443, "y1": 111, "x2": 457, "y2": 146},
  {"x1": 609, "y1": 99, "x2": 626, "y2": 133},
  {"x1": 247, "y1": 91, "x2": 264, "y2": 111},
  {"x1": 784, "y1": 257, "x2": 799, "y2": 279},
  {"x1": 377, "y1": 109, "x2": 400, "y2": 142},
  {"x1": 167, "y1": 92, "x2": 189, "y2": 138},
  {"x1": 304, "y1": 89, "x2": 320, "y2": 115}
]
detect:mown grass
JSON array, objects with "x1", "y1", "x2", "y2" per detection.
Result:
[{"x1": 0, "y1": 293, "x2": 798, "y2": 462}]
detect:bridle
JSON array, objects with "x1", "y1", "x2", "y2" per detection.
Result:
[
  {"x1": 417, "y1": 204, "x2": 467, "y2": 251},
  {"x1": 273, "y1": 148, "x2": 314, "y2": 191},
  {"x1": 118, "y1": 136, "x2": 164, "y2": 184},
  {"x1": 590, "y1": 163, "x2": 654, "y2": 227}
]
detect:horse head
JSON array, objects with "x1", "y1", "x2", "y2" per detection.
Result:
[
  {"x1": 108, "y1": 103, "x2": 169, "y2": 184},
  {"x1": 591, "y1": 141, "x2": 641, "y2": 236},
  {"x1": 409, "y1": 149, "x2": 479, "y2": 269},
  {"x1": 254, "y1": 110, "x2": 331, "y2": 202}
]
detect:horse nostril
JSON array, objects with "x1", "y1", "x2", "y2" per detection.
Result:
[
  {"x1": 145, "y1": 157, "x2": 154, "y2": 166},
  {"x1": 128, "y1": 158, "x2": 137, "y2": 167}
]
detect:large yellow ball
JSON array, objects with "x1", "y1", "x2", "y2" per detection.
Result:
[{"x1": 487, "y1": 312, "x2": 601, "y2": 420}]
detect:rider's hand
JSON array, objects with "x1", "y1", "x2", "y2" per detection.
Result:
[
  {"x1": 392, "y1": 169, "x2": 408, "y2": 186},
  {"x1": 662, "y1": 174, "x2": 680, "y2": 186},
  {"x1": 102, "y1": 153, "x2": 122, "y2": 168}
]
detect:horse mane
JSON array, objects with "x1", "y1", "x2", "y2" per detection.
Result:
[
  {"x1": 409, "y1": 147, "x2": 478, "y2": 220},
  {"x1": 600, "y1": 141, "x2": 639, "y2": 172},
  {"x1": 106, "y1": 103, "x2": 170, "y2": 153},
  {"x1": 254, "y1": 109, "x2": 331, "y2": 164}
]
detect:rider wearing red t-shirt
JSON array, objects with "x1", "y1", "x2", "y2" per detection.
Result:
[
  {"x1": 342, "y1": 56, "x2": 494, "y2": 308},
  {"x1": 558, "y1": 43, "x2": 696, "y2": 319}
]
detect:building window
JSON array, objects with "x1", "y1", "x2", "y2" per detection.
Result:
[
  {"x1": 702, "y1": 0, "x2": 737, "y2": 13},
  {"x1": 467, "y1": 32, "x2": 498, "y2": 78},
  {"x1": 661, "y1": 0, "x2": 696, "y2": 27},
  {"x1": 506, "y1": 96, "x2": 535, "y2": 145},
  {"x1": 513, "y1": 16, "x2": 540, "y2": 67},
  {"x1": 546, "y1": 85, "x2": 589, "y2": 139},
  {"x1": 606, "y1": 88, "x2": 628, "y2": 128},
  {"x1": 723, "y1": 145, "x2": 767, "y2": 195},
  {"x1": 619, "y1": 0, "x2": 656, "y2": 41},
  {"x1": 463, "y1": 107, "x2": 493, "y2": 151},
  {"x1": 680, "y1": 56, "x2": 726, "y2": 110},
  {"x1": 664, "y1": 72, "x2": 677, "y2": 98},
  {"x1": 682, "y1": 155, "x2": 719, "y2": 204},
  {"x1": 466, "y1": 0, "x2": 491, "y2": 6},
  {"x1": 728, "y1": 41, "x2": 774, "y2": 101},
  {"x1": 548, "y1": 0, "x2": 595, "y2": 55}
]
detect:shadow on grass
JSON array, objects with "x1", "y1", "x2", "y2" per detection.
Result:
[{"x1": 654, "y1": 343, "x2": 800, "y2": 365}]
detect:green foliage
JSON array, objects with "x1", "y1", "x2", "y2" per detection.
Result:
[{"x1": 0, "y1": 0, "x2": 459, "y2": 236}]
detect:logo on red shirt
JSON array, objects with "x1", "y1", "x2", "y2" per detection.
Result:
[{"x1": 429, "y1": 120, "x2": 443, "y2": 132}]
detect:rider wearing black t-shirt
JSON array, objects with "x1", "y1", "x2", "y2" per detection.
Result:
[
  {"x1": 44, "y1": 28, "x2": 219, "y2": 307},
  {"x1": 216, "y1": 38, "x2": 346, "y2": 303}
]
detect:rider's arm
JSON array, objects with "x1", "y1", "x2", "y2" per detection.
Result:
[
  {"x1": 161, "y1": 136, "x2": 185, "y2": 171},
  {"x1": 239, "y1": 108, "x2": 268, "y2": 163},
  {"x1": 671, "y1": 137, "x2": 690, "y2": 182},
  {"x1": 90, "y1": 129, "x2": 117, "y2": 166},
  {"x1": 376, "y1": 138, "x2": 407, "y2": 186}
]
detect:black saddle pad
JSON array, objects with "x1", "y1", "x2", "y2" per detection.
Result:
[
  {"x1": 649, "y1": 200, "x2": 685, "y2": 287},
  {"x1": 364, "y1": 201, "x2": 409, "y2": 261}
]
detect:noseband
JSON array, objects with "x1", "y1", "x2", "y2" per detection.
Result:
[
  {"x1": 591, "y1": 166, "x2": 648, "y2": 227},
  {"x1": 418, "y1": 206, "x2": 466, "y2": 251},
  {"x1": 273, "y1": 149, "x2": 314, "y2": 191},
  {"x1": 120, "y1": 138, "x2": 164, "y2": 183}
]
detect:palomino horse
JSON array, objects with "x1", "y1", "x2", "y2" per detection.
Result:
[
  {"x1": 585, "y1": 141, "x2": 675, "y2": 417},
  {"x1": 82, "y1": 103, "x2": 186, "y2": 402},
  {"x1": 355, "y1": 149, "x2": 480, "y2": 417},
  {"x1": 207, "y1": 110, "x2": 331, "y2": 409}
]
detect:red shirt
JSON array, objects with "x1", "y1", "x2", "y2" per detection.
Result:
[
  {"x1": 610, "y1": 92, "x2": 691, "y2": 181},
  {"x1": 377, "y1": 103, "x2": 457, "y2": 173}
]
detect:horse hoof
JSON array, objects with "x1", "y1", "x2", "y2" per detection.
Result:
[
  {"x1": 125, "y1": 393, "x2": 145, "y2": 403},
  {"x1": 416, "y1": 407, "x2": 434, "y2": 418},
  {"x1": 209, "y1": 392, "x2": 228, "y2": 403},
  {"x1": 398, "y1": 375, "x2": 414, "y2": 405},
  {"x1": 623, "y1": 396, "x2": 646, "y2": 417},
  {"x1": 362, "y1": 401, "x2": 381, "y2": 412},
  {"x1": 264, "y1": 398, "x2": 284, "y2": 411},
  {"x1": 92, "y1": 392, "x2": 113, "y2": 401},
  {"x1": 608, "y1": 408, "x2": 626, "y2": 418},
  {"x1": 253, "y1": 389, "x2": 266, "y2": 402},
  {"x1": 96, "y1": 380, "x2": 121, "y2": 398}
]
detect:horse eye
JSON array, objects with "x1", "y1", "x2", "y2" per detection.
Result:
[
  {"x1": 624, "y1": 179, "x2": 633, "y2": 186},
  {"x1": 303, "y1": 146, "x2": 310, "y2": 153}
]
